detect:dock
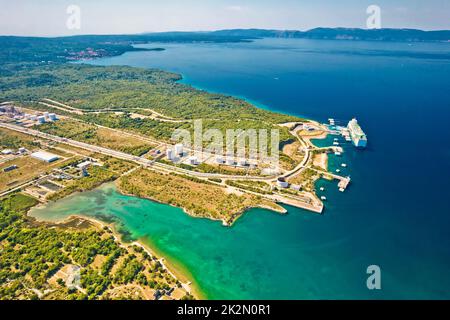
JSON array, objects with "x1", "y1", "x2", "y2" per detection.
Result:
[{"x1": 338, "y1": 177, "x2": 351, "y2": 192}]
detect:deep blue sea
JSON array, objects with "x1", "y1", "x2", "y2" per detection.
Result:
[{"x1": 79, "y1": 38, "x2": 450, "y2": 299}]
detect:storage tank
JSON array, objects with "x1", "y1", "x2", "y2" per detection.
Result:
[
  {"x1": 188, "y1": 156, "x2": 198, "y2": 165},
  {"x1": 174, "y1": 143, "x2": 183, "y2": 155},
  {"x1": 166, "y1": 148, "x2": 174, "y2": 161},
  {"x1": 216, "y1": 157, "x2": 224, "y2": 164},
  {"x1": 37, "y1": 116, "x2": 46, "y2": 124},
  {"x1": 277, "y1": 177, "x2": 289, "y2": 188},
  {"x1": 226, "y1": 158, "x2": 235, "y2": 166}
]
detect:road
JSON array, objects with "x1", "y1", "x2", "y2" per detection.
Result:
[
  {"x1": 0, "y1": 122, "x2": 276, "y2": 181},
  {"x1": 1, "y1": 121, "x2": 326, "y2": 213}
]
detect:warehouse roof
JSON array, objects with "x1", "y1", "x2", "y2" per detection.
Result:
[{"x1": 31, "y1": 151, "x2": 60, "y2": 162}]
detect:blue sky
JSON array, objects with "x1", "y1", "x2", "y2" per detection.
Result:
[{"x1": 0, "y1": 0, "x2": 448, "y2": 36}]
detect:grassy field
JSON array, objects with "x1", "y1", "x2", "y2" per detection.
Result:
[
  {"x1": 118, "y1": 168, "x2": 283, "y2": 225},
  {"x1": 0, "y1": 155, "x2": 69, "y2": 193},
  {"x1": 287, "y1": 168, "x2": 322, "y2": 192},
  {"x1": 46, "y1": 158, "x2": 137, "y2": 202},
  {"x1": 0, "y1": 128, "x2": 40, "y2": 150},
  {"x1": 36, "y1": 118, "x2": 156, "y2": 156}
]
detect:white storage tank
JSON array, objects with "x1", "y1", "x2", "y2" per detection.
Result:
[
  {"x1": 37, "y1": 116, "x2": 46, "y2": 123},
  {"x1": 239, "y1": 159, "x2": 247, "y2": 167},
  {"x1": 188, "y1": 156, "x2": 198, "y2": 165},
  {"x1": 216, "y1": 157, "x2": 224, "y2": 164},
  {"x1": 277, "y1": 177, "x2": 289, "y2": 188},
  {"x1": 226, "y1": 158, "x2": 235, "y2": 166},
  {"x1": 175, "y1": 143, "x2": 183, "y2": 155},
  {"x1": 166, "y1": 148, "x2": 174, "y2": 161}
]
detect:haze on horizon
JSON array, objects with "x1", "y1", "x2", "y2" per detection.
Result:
[{"x1": 0, "y1": 0, "x2": 449, "y2": 37}]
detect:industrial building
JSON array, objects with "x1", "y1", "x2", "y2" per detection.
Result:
[
  {"x1": 77, "y1": 160, "x2": 92, "y2": 169},
  {"x1": 31, "y1": 151, "x2": 59, "y2": 163}
]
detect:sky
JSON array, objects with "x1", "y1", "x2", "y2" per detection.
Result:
[{"x1": 0, "y1": 0, "x2": 449, "y2": 36}]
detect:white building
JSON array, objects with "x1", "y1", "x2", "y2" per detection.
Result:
[
  {"x1": 31, "y1": 151, "x2": 59, "y2": 163},
  {"x1": 48, "y1": 113, "x2": 57, "y2": 121}
]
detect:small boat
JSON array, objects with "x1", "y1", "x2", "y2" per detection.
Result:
[
  {"x1": 341, "y1": 163, "x2": 347, "y2": 168},
  {"x1": 334, "y1": 138, "x2": 339, "y2": 141},
  {"x1": 336, "y1": 169, "x2": 341, "y2": 173},
  {"x1": 320, "y1": 196, "x2": 327, "y2": 201},
  {"x1": 333, "y1": 142, "x2": 339, "y2": 146},
  {"x1": 320, "y1": 187, "x2": 325, "y2": 191},
  {"x1": 334, "y1": 152, "x2": 342, "y2": 156}
]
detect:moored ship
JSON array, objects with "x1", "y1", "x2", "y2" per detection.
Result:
[{"x1": 347, "y1": 118, "x2": 367, "y2": 148}]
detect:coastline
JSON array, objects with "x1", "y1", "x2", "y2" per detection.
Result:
[
  {"x1": 26, "y1": 204, "x2": 205, "y2": 300},
  {"x1": 116, "y1": 180, "x2": 287, "y2": 227}
]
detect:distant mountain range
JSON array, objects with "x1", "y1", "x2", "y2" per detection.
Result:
[
  {"x1": 146, "y1": 28, "x2": 450, "y2": 42},
  {"x1": 2, "y1": 28, "x2": 449, "y2": 43},
  {"x1": 1, "y1": 27, "x2": 448, "y2": 66}
]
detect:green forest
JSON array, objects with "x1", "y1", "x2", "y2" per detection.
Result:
[{"x1": 0, "y1": 193, "x2": 191, "y2": 300}]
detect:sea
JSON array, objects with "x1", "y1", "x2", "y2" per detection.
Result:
[{"x1": 30, "y1": 38, "x2": 450, "y2": 299}]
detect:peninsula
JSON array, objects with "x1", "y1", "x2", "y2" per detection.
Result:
[{"x1": 0, "y1": 34, "x2": 351, "y2": 300}]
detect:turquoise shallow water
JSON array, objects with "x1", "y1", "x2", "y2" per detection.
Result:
[
  {"x1": 40, "y1": 38, "x2": 450, "y2": 299},
  {"x1": 29, "y1": 182, "x2": 386, "y2": 300}
]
